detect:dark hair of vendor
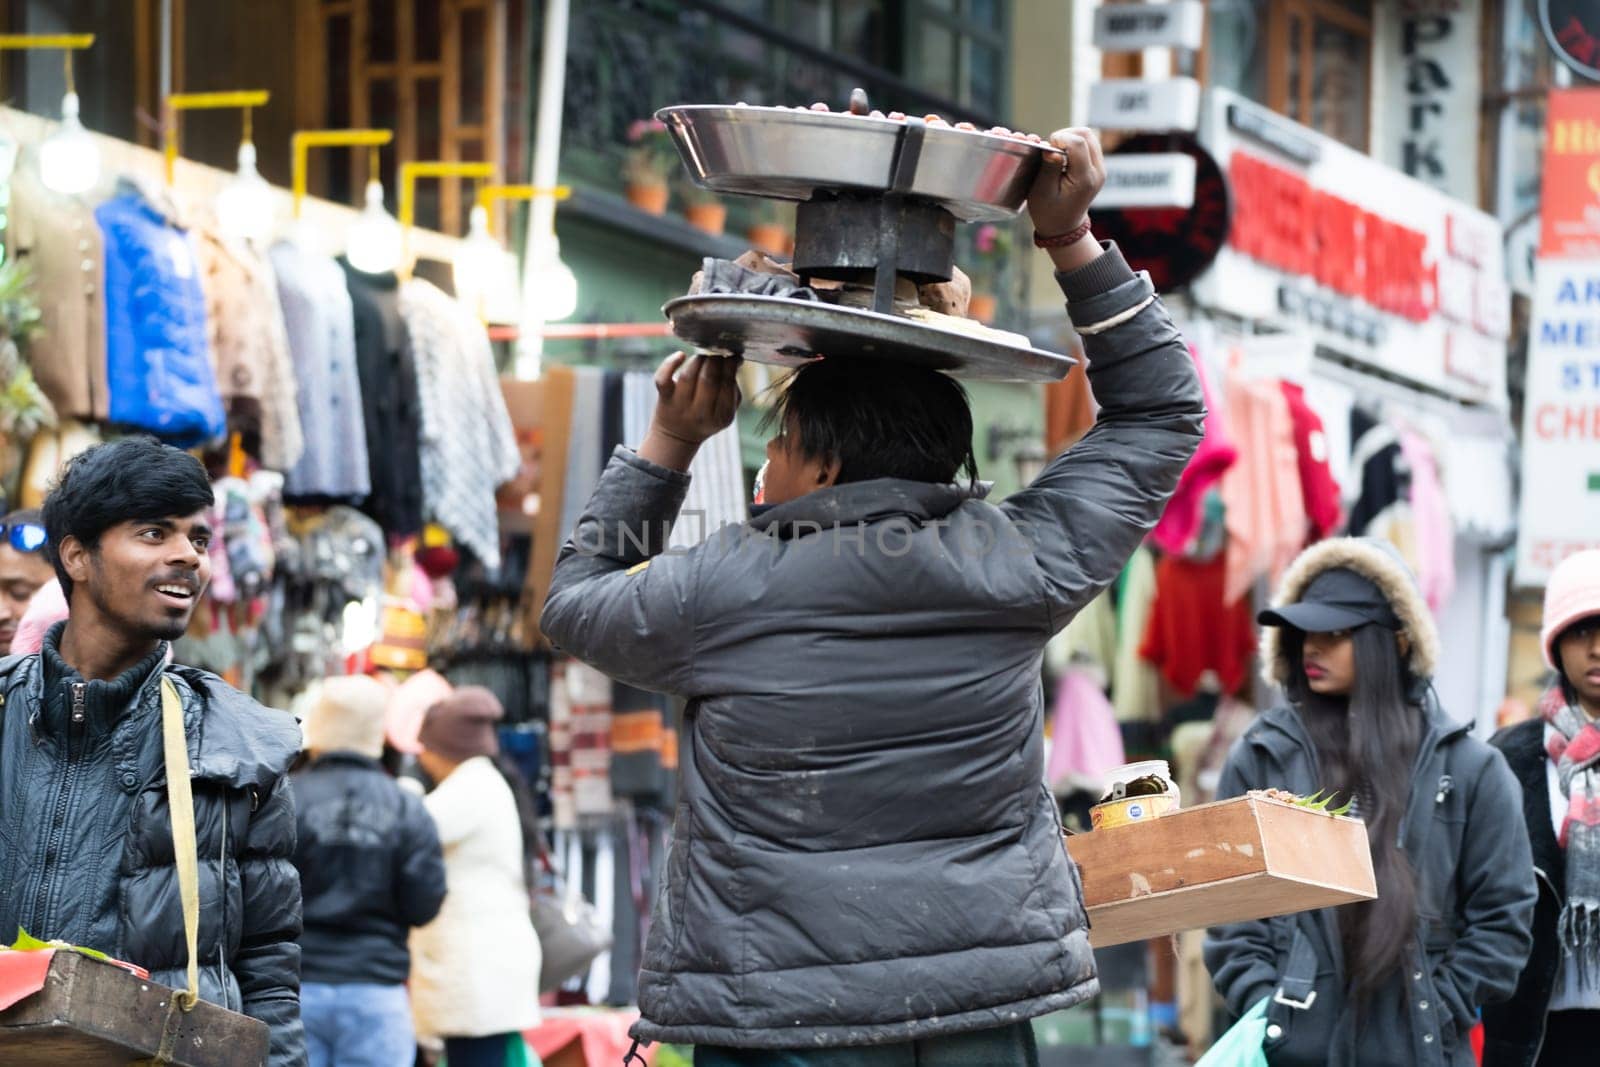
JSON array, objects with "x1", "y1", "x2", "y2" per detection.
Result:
[
  {"x1": 1285, "y1": 623, "x2": 1423, "y2": 1008},
  {"x1": 41, "y1": 436, "x2": 215, "y2": 597},
  {"x1": 763, "y1": 359, "x2": 980, "y2": 486}
]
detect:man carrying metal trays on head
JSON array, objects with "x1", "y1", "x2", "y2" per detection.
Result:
[{"x1": 542, "y1": 127, "x2": 1204, "y2": 1067}]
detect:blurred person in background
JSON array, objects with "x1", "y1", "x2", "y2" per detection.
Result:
[
  {"x1": 409, "y1": 686, "x2": 541, "y2": 1067},
  {"x1": 293, "y1": 674, "x2": 447, "y2": 1067},
  {"x1": 1487, "y1": 550, "x2": 1600, "y2": 1067},
  {"x1": 0, "y1": 508, "x2": 56, "y2": 653}
]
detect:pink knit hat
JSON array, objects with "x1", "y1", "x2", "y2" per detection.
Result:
[{"x1": 1542, "y1": 549, "x2": 1600, "y2": 669}]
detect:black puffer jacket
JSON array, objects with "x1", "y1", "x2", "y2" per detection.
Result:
[
  {"x1": 1204, "y1": 539, "x2": 1536, "y2": 1067},
  {"x1": 0, "y1": 627, "x2": 305, "y2": 1066},
  {"x1": 1482, "y1": 712, "x2": 1569, "y2": 1067},
  {"x1": 543, "y1": 245, "x2": 1205, "y2": 1048},
  {"x1": 292, "y1": 752, "x2": 446, "y2": 985}
]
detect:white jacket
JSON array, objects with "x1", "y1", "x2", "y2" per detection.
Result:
[{"x1": 409, "y1": 756, "x2": 542, "y2": 1039}]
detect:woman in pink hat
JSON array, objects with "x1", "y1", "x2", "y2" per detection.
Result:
[{"x1": 1486, "y1": 549, "x2": 1600, "y2": 1066}]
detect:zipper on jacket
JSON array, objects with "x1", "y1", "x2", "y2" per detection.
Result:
[{"x1": 33, "y1": 683, "x2": 88, "y2": 933}]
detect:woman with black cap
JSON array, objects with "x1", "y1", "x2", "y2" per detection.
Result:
[{"x1": 1204, "y1": 537, "x2": 1536, "y2": 1067}]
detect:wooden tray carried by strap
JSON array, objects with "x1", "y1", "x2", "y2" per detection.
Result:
[{"x1": 0, "y1": 677, "x2": 269, "y2": 1064}]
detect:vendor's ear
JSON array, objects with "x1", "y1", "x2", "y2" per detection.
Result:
[
  {"x1": 815, "y1": 456, "x2": 842, "y2": 489},
  {"x1": 57, "y1": 535, "x2": 92, "y2": 587},
  {"x1": 1396, "y1": 632, "x2": 1411, "y2": 658}
]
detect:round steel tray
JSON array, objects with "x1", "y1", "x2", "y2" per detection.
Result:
[
  {"x1": 656, "y1": 105, "x2": 1044, "y2": 223},
  {"x1": 663, "y1": 294, "x2": 1075, "y2": 383}
]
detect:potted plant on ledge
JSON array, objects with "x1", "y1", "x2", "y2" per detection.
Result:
[
  {"x1": 679, "y1": 179, "x2": 727, "y2": 236},
  {"x1": 623, "y1": 118, "x2": 674, "y2": 216},
  {"x1": 745, "y1": 199, "x2": 794, "y2": 257}
]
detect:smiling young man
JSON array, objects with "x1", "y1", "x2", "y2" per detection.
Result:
[{"x1": 0, "y1": 437, "x2": 305, "y2": 1066}]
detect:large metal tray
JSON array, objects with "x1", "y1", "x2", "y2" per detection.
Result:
[
  {"x1": 657, "y1": 105, "x2": 1043, "y2": 223},
  {"x1": 663, "y1": 294, "x2": 1075, "y2": 383}
]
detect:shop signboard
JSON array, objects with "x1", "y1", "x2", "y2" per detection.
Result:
[
  {"x1": 1379, "y1": 0, "x2": 1482, "y2": 205},
  {"x1": 1514, "y1": 260, "x2": 1600, "y2": 586},
  {"x1": 1190, "y1": 90, "x2": 1510, "y2": 406},
  {"x1": 1538, "y1": 88, "x2": 1600, "y2": 260},
  {"x1": 1096, "y1": 153, "x2": 1197, "y2": 209},
  {"x1": 1087, "y1": 77, "x2": 1201, "y2": 132},
  {"x1": 1092, "y1": 1, "x2": 1205, "y2": 53},
  {"x1": 1516, "y1": 87, "x2": 1600, "y2": 585}
]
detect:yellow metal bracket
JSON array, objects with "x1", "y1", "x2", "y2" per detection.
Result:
[
  {"x1": 290, "y1": 128, "x2": 394, "y2": 219},
  {"x1": 0, "y1": 35, "x2": 95, "y2": 111},
  {"x1": 164, "y1": 89, "x2": 270, "y2": 185},
  {"x1": 476, "y1": 183, "x2": 571, "y2": 208},
  {"x1": 0, "y1": 34, "x2": 95, "y2": 50},
  {"x1": 475, "y1": 183, "x2": 571, "y2": 237},
  {"x1": 398, "y1": 160, "x2": 497, "y2": 274}
]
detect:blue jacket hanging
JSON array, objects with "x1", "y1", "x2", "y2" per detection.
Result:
[{"x1": 96, "y1": 183, "x2": 225, "y2": 446}]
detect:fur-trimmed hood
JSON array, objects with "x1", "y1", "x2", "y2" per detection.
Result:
[{"x1": 1261, "y1": 537, "x2": 1440, "y2": 688}]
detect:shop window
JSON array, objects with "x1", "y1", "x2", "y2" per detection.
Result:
[
  {"x1": 297, "y1": 0, "x2": 507, "y2": 235},
  {"x1": 1207, "y1": 0, "x2": 1372, "y2": 152},
  {"x1": 903, "y1": 0, "x2": 1009, "y2": 117}
]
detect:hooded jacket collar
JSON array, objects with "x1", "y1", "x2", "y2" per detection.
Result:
[
  {"x1": 748, "y1": 478, "x2": 990, "y2": 539},
  {"x1": 1260, "y1": 537, "x2": 1441, "y2": 688}
]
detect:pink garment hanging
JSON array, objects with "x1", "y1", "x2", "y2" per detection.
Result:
[
  {"x1": 1221, "y1": 375, "x2": 1306, "y2": 604},
  {"x1": 1399, "y1": 430, "x2": 1454, "y2": 612},
  {"x1": 1046, "y1": 668, "x2": 1126, "y2": 791},
  {"x1": 1150, "y1": 346, "x2": 1239, "y2": 555}
]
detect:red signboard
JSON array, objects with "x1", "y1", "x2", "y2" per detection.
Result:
[
  {"x1": 1227, "y1": 150, "x2": 1436, "y2": 322},
  {"x1": 1538, "y1": 88, "x2": 1600, "y2": 260}
]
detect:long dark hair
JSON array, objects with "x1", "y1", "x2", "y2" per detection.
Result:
[{"x1": 1286, "y1": 623, "x2": 1424, "y2": 1005}]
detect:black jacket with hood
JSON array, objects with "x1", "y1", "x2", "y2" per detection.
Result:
[
  {"x1": 1482, "y1": 702, "x2": 1573, "y2": 1067},
  {"x1": 543, "y1": 245, "x2": 1206, "y2": 1049},
  {"x1": 0, "y1": 625, "x2": 305, "y2": 1066},
  {"x1": 1204, "y1": 538, "x2": 1536, "y2": 1067}
]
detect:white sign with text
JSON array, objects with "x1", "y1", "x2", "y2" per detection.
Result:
[{"x1": 1515, "y1": 259, "x2": 1600, "y2": 585}]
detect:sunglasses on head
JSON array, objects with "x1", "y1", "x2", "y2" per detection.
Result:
[{"x1": 0, "y1": 522, "x2": 47, "y2": 553}]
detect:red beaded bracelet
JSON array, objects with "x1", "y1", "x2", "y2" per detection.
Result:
[{"x1": 1032, "y1": 218, "x2": 1093, "y2": 249}]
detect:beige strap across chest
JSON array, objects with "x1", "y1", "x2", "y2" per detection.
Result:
[{"x1": 159, "y1": 676, "x2": 201, "y2": 1014}]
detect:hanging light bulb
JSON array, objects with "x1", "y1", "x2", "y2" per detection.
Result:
[
  {"x1": 524, "y1": 231, "x2": 579, "y2": 323},
  {"x1": 346, "y1": 178, "x2": 403, "y2": 274},
  {"x1": 215, "y1": 112, "x2": 276, "y2": 244},
  {"x1": 39, "y1": 89, "x2": 100, "y2": 197},
  {"x1": 454, "y1": 203, "x2": 523, "y2": 323}
]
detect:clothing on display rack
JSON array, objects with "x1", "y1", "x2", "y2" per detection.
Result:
[
  {"x1": 342, "y1": 258, "x2": 426, "y2": 537},
  {"x1": 401, "y1": 277, "x2": 520, "y2": 568},
  {"x1": 1346, "y1": 407, "x2": 1409, "y2": 541},
  {"x1": 98, "y1": 179, "x2": 226, "y2": 445},
  {"x1": 1399, "y1": 429, "x2": 1454, "y2": 613},
  {"x1": 8, "y1": 147, "x2": 109, "y2": 422},
  {"x1": 1111, "y1": 546, "x2": 1162, "y2": 724},
  {"x1": 1219, "y1": 373, "x2": 1304, "y2": 604},
  {"x1": 1139, "y1": 552, "x2": 1257, "y2": 698},
  {"x1": 1279, "y1": 380, "x2": 1342, "y2": 542},
  {"x1": 271, "y1": 238, "x2": 372, "y2": 500},
  {"x1": 197, "y1": 226, "x2": 304, "y2": 472},
  {"x1": 559, "y1": 367, "x2": 606, "y2": 547},
  {"x1": 1151, "y1": 346, "x2": 1237, "y2": 557}
]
